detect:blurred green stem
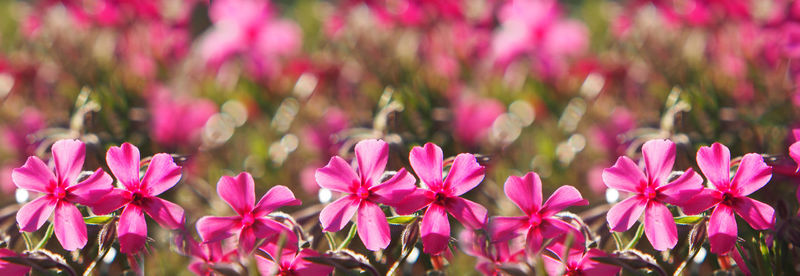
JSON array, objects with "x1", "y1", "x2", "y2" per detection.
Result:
[
  {"x1": 325, "y1": 232, "x2": 338, "y2": 250},
  {"x1": 337, "y1": 224, "x2": 358, "y2": 250},
  {"x1": 625, "y1": 223, "x2": 645, "y2": 250},
  {"x1": 611, "y1": 232, "x2": 624, "y2": 251},
  {"x1": 21, "y1": 232, "x2": 33, "y2": 250},
  {"x1": 34, "y1": 223, "x2": 54, "y2": 250}
]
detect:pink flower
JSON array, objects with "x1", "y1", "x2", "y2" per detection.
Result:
[
  {"x1": 12, "y1": 139, "x2": 113, "y2": 251},
  {"x1": 256, "y1": 246, "x2": 333, "y2": 276},
  {"x1": 148, "y1": 86, "x2": 216, "y2": 148},
  {"x1": 543, "y1": 244, "x2": 621, "y2": 276},
  {"x1": 459, "y1": 230, "x2": 525, "y2": 276},
  {"x1": 452, "y1": 94, "x2": 504, "y2": 147},
  {"x1": 790, "y1": 141, "x2": 800, "y2": 172},
  {"x1": 396, "y1": 142, "x2": 488, "y2": 254},
  {"x1": 683, "y1": 143, "x2": 775, "y2": 254},
  {"x1": 0, "y1": 248, "x2": 31, "y2": 276},
  {"x1": 316, "y1": 139, "x2": 417, "y2": 251},
  {"x1": 197, "y1": 172, "x2": 301, "y2": 253},
  {"x1": 185, "y1": 239, "x2": 237, "y2": 276},
  {"x1": 603, "y1": 139, "x2": 704, "y2": 250},
  {"x1": 490, "y1": 172, "x2": 588, "y2": 253},
  {"x1": 92, "y1": 143, "x2": 186, "y2": 254}
]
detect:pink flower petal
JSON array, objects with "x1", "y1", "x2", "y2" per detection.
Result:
[
  {"x1": 255, "y1": 218, "x2": 298, "y2": 250},
  {"x1": 118, "y1": 204, "x2": 148, "y2": 254},
  {"x1": 292, "y1": 249, "x2": 334, "y2": 275},
  {"x1": 790, "y1": 141, "x2": 800, "y2": 172},
  {"x1": 368, "y1": 168, "x2": 417, "y2": 206},
  {"x1": 217, "y1": 173, "x2": 256, "y2": 216},
  {"x1": 255, "y1": 253, "x2": 279, "y2": 275},
  {"x1": 443, "y1": 153, "x2": 485, "y2": 196},
  {"x1": 253, "y1": 185, "x2": 301, "y2": 216},
  {"x1": 356, "y1": 201, "x2": 391, "y2": 251},
  {"x1": 393, "y1": 189, "x2": 434, "y2": 215},
  {"x1": 682, "y1": 188, "x2": 723, "y2": 215},
  {"x1": 354, "y1": 139, "x2": 388, "y2": 187},
  {"x1": 732, "y1": 197, "x2": 774, "y2": 230},
  {"x1": 543, "y1": 254, "x2": 567, "y2": 276},
  {"x1": 53, "y1": 201, "x2": 87, "y2": 251},
  {"x1": 697, "y1": 143, "x2": 732, "y2": 190},
  {"x1": 503, "y1": 173, "x2": 543, "y2": 215},
  {"x1": 141, "y1": 197, "x2": 185, "y2": 229},
  {"x1": 526, "y1": 227, "x2": 545, "y2": 254},
  {"x1": 239, "y1": 226, "x2": 258, "y2": 253},
  {"x1": 579, "y1": 249, "x2": 621, "y2": 276},
  {"x1": 409, "y1": 143, "x2": 444, "y2": 191},
  {"x1": 65, "y1": 168, "x2": 113, "y2": 206},
  {"x1": 319, "y1": 195, "x2": 359, "y2": 232},
  {"x1": 0, "y1": 248, "x2": 31, "y2": 275},
  {"x1": 656, "y1": 168, "x2": 704, "y2": 206},
  {"x1": 89, "y1": 188, "x2": 130, "y2": 215},
  {"x1": 51, "y1": 139, "x2": 85, "y2": 185},
  {"x1": 730, "y1": 153, "x2": 772, "y2": 197},
  {"x1": 606, "y1": 196, "x2": 646, "y2": 232},
  {"x1": 106, "y1": 143, "x2": 142, "y2": 190},
  {"x1": 602, "y1": 156, "x2": 646, "y2": 193},
  {"x1": 16, "y1": 196, "x2": 56, "y2": 232},
  {"x1": 642, "y1": 139, "x2": 675, "y2": 186},
  {"x1": 708, "y1": 204, "x2": 737, "y2": 254},
  {"x1": 445, "y1": 197, "x2": 487, "y2": 229},
  {"x1": 540, "y1": 185, "x2": 588, "y2": 217},
  {"x1": 12, "y1": 156, "x2": 56, "y2": 193},
  {"x1": 542, "y1": 218, "x2": 585, "y2": 247},
  {"x1": 420, "y1": 203, "x2": 450, "y2": 254},
  {"x1": 140, "y1": 153, "x2": 182, "y2": 197},
  {"x1": 489, "y1": 216, "x2": 527, "y2": 243},
  {"x1": 196, "y1": 216, "x2": 240, "y2": 243},
  {"x1": 643, "y1": 202, "x2": 677, "y2": 251},
  {"x1": 728, "y1": 245, "x2": 751, "y2": 276},
  {"x1": 315, "y1": 156, "x2": 359, "y2": 193}
]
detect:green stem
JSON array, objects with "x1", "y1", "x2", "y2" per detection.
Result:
[
  {"x1": 337, "y1": 224, "x2": 358, "y2": 250},
  {"x1": 625, "y1": 223, "x2": 645, "y2": 250},
  {"x1": 21, "y1": 232, "x2": 33, "y2": 250},
  {"x1": 35, "y1": 223, "x2": 54, "y2": 250},
  {"x1": 611, "y1": 232, "x2": 624, "y2": 251},
  {"x1": 325, "y1": 232, "x2": 338, "y2": 250}
]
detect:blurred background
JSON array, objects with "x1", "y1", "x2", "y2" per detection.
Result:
[{"x1": 1, "y1": 0, "x2": 800, "y2": 274}]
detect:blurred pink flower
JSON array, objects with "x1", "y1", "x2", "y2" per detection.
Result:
[
  {"x1": 1, "y1": 108, "x2": 45, "y2": 157},
  {"x1": 603, "y1": 139, "x2": 704, "y2": 251},
  {"x1": 149, "y1": 87, "x2": 216, "y2": 148},
  {"x1": 303, "y1": 108, "x2": 349, "y2": 157},
  {"x1": 200, "y1": 0, "x2": 301, "y2": 78},
  {"x1": 459, "y1": 230, "x2": 524, "y2": 276},
  {"x1": 791, "y1": 141, "x2": 800, "y2": 173},
  {"x1": 316, "y1": 139, "x2": 417, "y2": 251},
  {"x1": 490, "y1": 172, "x2": 588, "y2": 253},
  {"x1": 684, "y1": 143, "x2": 775, "y2": 254},
  {"x1": 543, "y1": 243, "x2": 620, "y2": 276},
  {"x1": 196, "y1": 172, "x2": 301, "y2": 253},
  {"x1": 396, "y1": 142, "x2": 488, "y2": 254},
  {"x1": 590, "y1": 108, "x2": 635, "y2": 156},
  {"x1": 491, "y1": 0, "x2": 588, "y2": 78},
  {"x1": 453, "y1": 95, "x2": 504, "y2": 147},
  {"x1": 92, "y1": 143, "x2": 186, "y2": 253},
  {"x1": 256, "y1": 247, "x2": 333, "y2": 276},
  {"x1": 0, "y1": 248, "x2": 31, "y2": 276},
  {"x1": 185, "y1": 239, "x2": 237, "y2": 276},
  {"x1": 12, "y1": 139, "x2": 113, "y2": 251}
]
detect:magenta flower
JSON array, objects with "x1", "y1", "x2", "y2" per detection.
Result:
[
  {"x1": 148, "y1": 86, "x2": 216, "y2": 148},
  {"x1": 396, "y1": 142, "x2": 488, "y2": 254},
  {"x1": 316, "y1": 139, "x2": 417, "y2": 251},
  {"x1": 12, "y1": 139, "x2": 113, "y2": 251},
  {"x1": 197, "y1": 172, "x2": 301, "y2": 253},
  {"x1": 0, "y1": 248, "x2": 31, "y2": 276},
  {"x1": 603, "y1": 139, "x2": 704, "y2": 250},
  {"x1": 459, "y1": 230, "x2": 525, "y2": 276},
  {"x1": 490, "y1": 172, "x2": 588, "y2": 253},
  {"x1": 91, "y1": 143, "x2": 186, "y2": 254},
  {"x1": 790, "y1": 141, "x2": 800, "y2": 172},
  {"x1": 452, "y1": 94, "x2": 504, "y2": 147},
  {"x1": 683, "y1": 143, "x2": 775, "y2": 254},
  {"x1": 185, "y1": 239, "x2": 237, "y2": 276},
  {"x1": 543, "y1": 245, "x2": 621, "y2": 276},
  {"x1": 256, "y1": 246, "x2": 333, "y2": 276}
]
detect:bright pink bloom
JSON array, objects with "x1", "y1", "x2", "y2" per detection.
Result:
[
  {"x1": 396, "y1": 142, "x2": 488, "y2": 254},
  {"x1": 0, "y1": 248, "x2": 31, "y2": 276},
  {"x1": 92, "y1": 143, "x2": 186, "y2": 254},
  {"x1": 459, "y1": 230, "x2": 525, "y2": 276},
  {"x1": 490, "y1": 172, "x2": 588, "y2": 253},
  {"x1": 185, "y1": 239, "x2": 237, "y2": 276},
  {"x1": 197, "y1": 172, "x2": 301, "y2": 253},
  {"x1": 148, "y1": 87, "x2": 216, "y2": 148},
  {"x1": 256, "y1": 246, "x2": 333, "y2": 276},
  {"x1": 683, "y1": 143, "x2": 775, "y2": 254},
  {"x1": 316, "y1": 139, "x2": 417, "y2": 251},
  {"x1": 543, "y1": 244, "x2": 621, "y2": 276},
  {"x1": 12, "y1": 139, "x2": 113, "y2": 251},
  {"x1": 603, "y1": 139, "x2": 704, "y2": 251},
  {"x1": 790, "y1": 141, "x2": 800, "y2": 172},
  {"x1": 453, "y1": 94, "x2": 504, "y2": 147}
]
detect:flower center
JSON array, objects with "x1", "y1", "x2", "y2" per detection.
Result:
[
  {"x1": 565, "y1": 268, "x2": 583, "y2": 276},
  {"x1": 643, "y1": 186, "x2": 657, "y2": 200},
  {"x1": 434, "y1": 192, "x2": 448, "y2": 203},
  {"x1": 721, "y1": 192, "x2": 736, "y2": 205},
  {"x1": 528, "y1": 215, "x2": 542, "y2": 227},
  {"x1": 355, "y1": 186, "x2": 370, "y2": 200},
  {"x1": 241, "y1": 213, "x2": 255, "y2": 227},
  {"x1": 130, "y1": 191, "x2": 146, "y2": 205},
  {"x1": 53, "y1": 186, "x2": 67, "y2": 200}
]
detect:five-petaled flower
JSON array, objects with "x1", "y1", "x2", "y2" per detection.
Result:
[
  {"x1": 316, "y1": 139, "x2": 417, "y2": 251},
  {"x1": 490, "y1": 172, "x2": 588, "y2": 253},
  {"x1": 91, "y1": 143, "x2": 186, "y2": 254},
  {"x1": 396, "y1": 142, "x2": 488, "y2": 254},
  {"x1": 603, "y1": 139, "x2": 704, "y2": 250},
  {"x1": 13, "y1": 139, "x2": 113, "y2": 251},
  {"x1": 684, "y1": 142, "x2": 775, "y2": 254},
  {"x1": 197, "y1": 172, "x2": 301, "y2": 253}
]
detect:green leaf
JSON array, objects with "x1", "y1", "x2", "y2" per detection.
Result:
[
  {"x1": 674, "y1": 215, "x2": 704, "y2": 225},
  {"x1": 387, "y1": 215, "x2": 417, "y2": 225},
  {"x1": 84, "y1": 216, "x2": 114, "y2": 225}
]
